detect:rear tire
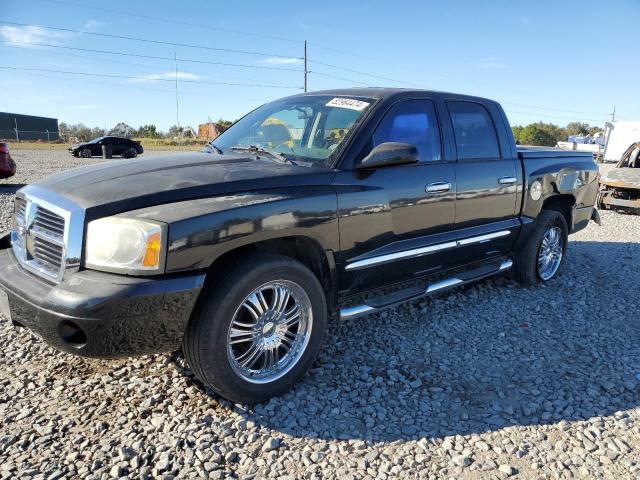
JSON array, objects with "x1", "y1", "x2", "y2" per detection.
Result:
[
  {"x1": 122, "y1": 148, "x2": 137, "y2": 159},
  {"x1": 513, "y1": 209, "x2": 568, "y2": 285},
  {"x1": 183, "y1": 253, "x2": 327, "y2": 404}
]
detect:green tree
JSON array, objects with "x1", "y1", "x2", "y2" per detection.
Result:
[
  {"x1": 511, "y1": 125, "x2": 524, "y2": 144},
  {"x1": 136, "y1": 124, "x2": 160, "y2": 138},
  {"x1": 108, "y1": 122, "x2": 135, "y2": 138},
  {"x1": 565, "y1": 122, "x2": 590, "y2": 137},
  {"x1": 90, "y1": 127, "x2": 105, "y2": 139},
  {"x1": 166, "y1": 125, "x2": 184, "y2": 138},
  {"x1": 70, "y1": 123, "x2": 92, "y2": 142},
  {"x1": 217, "y1": 118, "x2": 233, "y2": 132},
  {"x1": 518, "y1": 122, "x2": 564, "y2": 146}
]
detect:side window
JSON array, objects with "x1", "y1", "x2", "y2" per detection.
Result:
[
  {"x1": 371, "y1": 100, "x2": 442, "y2": 162},
  {"x1": 447, "y1": 101, "x2": 500, "y2": 159}
]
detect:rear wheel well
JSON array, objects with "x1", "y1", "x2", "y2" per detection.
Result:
[
  {"x1": 206, "y1": 237, "x2": 336, "y2": 315},
  {"x1": 541, "y1": 194, "x2": 574, "y2": 229}
]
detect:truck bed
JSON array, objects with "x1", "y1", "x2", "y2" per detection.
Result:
[{"x1": 517, "y1": 146, "x2": 594, "y2": 159}]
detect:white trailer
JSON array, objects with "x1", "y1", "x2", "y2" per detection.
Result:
[{"x1": 602, "y1": 121, "x2": 640, "y2": 163}]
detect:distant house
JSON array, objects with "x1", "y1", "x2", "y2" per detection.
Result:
[{"x1": 198, "y1": 122, "x2": 224, "y2": 140}]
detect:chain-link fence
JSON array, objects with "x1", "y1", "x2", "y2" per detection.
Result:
[{"x1": 0, "y1": 129, "x2": 60, "y2": 142}]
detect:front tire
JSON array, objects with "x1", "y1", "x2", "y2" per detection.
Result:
[
  {"x1": 513, "y1": 209, "x2": 568, "y2": 285},
  {"x1": 81, "y1": 148, "x2": 92, "y2": 158},
  {"x1": 183, "y1": 254, "x2": 327, "y2": 404}
]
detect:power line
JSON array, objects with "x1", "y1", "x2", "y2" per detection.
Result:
[
  {"x1": 308, "y1": 59, "x2": 425, "y2": 88},
  {"x1": 0, "y1": 66, "x2": 302, "y2": 89},
  {"x1": 309, "y1": 71, "x2": 376, "y2": 87},
  {"x1": 2, "y1": 42, "x2": 297, "y2": 84},
  {"x1": 0, "y1": 40, "x2": 304, "y2": 72},
  {"x1": 311, "y1": 59, "x2": 612, "y2": 118},
  {"x1": 306, "y1": 43, "x2": 616, "y2": 116},
  {"x1": 0, "y1": 21, "x2": 302, "y2": 59},
  {"x1": 39, "y1": 0, "x2": 302, "y2": 44},
  {"x1": 1, "y1": 68, "x2": 269, "y2": 102},
  {"x1": 504, "y1": 110, "x2": 606, "y2": 123},
  {"x1": 500, "y1": 101, "x2": 609, "y2": 117}
]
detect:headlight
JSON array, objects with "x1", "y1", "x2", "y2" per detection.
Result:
[{"x1": 85, "y1": 217, "x2": 166, "y2": 274}]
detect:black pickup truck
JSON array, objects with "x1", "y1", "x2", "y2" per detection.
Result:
[{"x1": 0, "y1": 89, "x2": 599, "y2": 403}]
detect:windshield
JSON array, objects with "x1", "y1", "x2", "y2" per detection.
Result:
[{"x1": 210, "y1": 95, "x2": 374, "y2": 167}]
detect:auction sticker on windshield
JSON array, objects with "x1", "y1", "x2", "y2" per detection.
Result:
[{"x1": 326, "y1": 97, "x2": 370, "y2": 111}]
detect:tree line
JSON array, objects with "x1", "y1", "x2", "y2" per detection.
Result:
[
  {"x1": 511, "y1": 121, "x2": 603, "y2": 147},
  {"x1": 59, "y1": 119, "x2": 604, "y2": 147},
  {"x1": 59, "y1": 120, "x2": 234, "y2": 142}
]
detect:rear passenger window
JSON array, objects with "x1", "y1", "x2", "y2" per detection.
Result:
[
  {"x1": 372, "y1": 100, "x2": 441, "y2": 162},
  {"x1": 448, "y1": 101, "x2": 500, "y2": 159}
]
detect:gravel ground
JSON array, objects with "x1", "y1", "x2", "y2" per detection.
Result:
[{"x1": 1, "y1": 150, "x2": 639, "y2": 479}]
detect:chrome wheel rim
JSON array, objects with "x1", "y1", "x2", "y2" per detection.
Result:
[
  {"x1": 227, "y1": 280, "x2": 313, "y2": 384},
  {"x1": 538, "y1": 226, "x2": 563, "y2": 280}
]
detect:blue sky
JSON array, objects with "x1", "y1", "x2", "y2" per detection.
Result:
[{"x1": 1, "y1": 0, "x2": 639, "y2": 132}]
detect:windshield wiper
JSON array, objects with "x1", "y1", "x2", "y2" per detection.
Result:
[
  {"x1": 208, "y1": 143, "x2": 223, "y2": 154},
  {"x1": 231, "y1": 145, "x2": 298, "y2": 165}
]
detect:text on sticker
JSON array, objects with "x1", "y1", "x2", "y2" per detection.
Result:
[{"x1": 326, "y1": 98, "x2": 370, "y2": 111}]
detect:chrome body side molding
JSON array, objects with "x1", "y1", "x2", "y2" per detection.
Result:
[{"x1": 345, "y1": 230, "x2": 511, "y2": 271}]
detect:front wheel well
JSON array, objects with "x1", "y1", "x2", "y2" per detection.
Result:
[
  {"x1": 205, "y1": 237, "x2": 336, "y2": 315},
  {"x1": 541, "y1": 194, "x2": 575, "y2": 229}
]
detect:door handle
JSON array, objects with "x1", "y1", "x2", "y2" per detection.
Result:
[
  {"x1": 426, "y1": 181, "x2": 451, "y2": 193},
  {"x1": 498, "y1": 176, "x2": 517, "y2": 185}
]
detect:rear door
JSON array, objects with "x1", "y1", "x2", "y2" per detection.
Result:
[
  {"x1": 447, "y1": 100, "x2": 519, "y2": 264},
  {"x1": 111, "y1": 138, "x2": 125, "y2": 155},
  {"x1": 334, "y1": 98, "x2": 457, "y2": 293}
]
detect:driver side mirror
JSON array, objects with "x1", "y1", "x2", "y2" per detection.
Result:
[{"x1": 357, "y1": 142, "x2": 419, "y2": 169}]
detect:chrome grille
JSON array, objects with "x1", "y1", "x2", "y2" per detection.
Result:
[
  {"x1": 32, "y1": 230, "x2": 65, "y2": 274},
  {"x1": 33, "y1": 206, "x2": 65, "y2": 239},
  {"x1": 10, "y1": 186, "x2": 84, "y2": 283},
  {"x1": 14, "y1": 196, "x2": 26, "y2": 224}
]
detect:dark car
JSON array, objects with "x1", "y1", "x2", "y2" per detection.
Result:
[
  {"x1": 0, "y1": 88, "x2": 600, "y2": 403},
  {"x1": 69, "y1": 136, "x2": 143, "y2": 159},
  {"x1": 0, "y1": 142, "x2": 16, "y2": 179}
]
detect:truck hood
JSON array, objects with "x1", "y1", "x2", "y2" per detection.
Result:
[{"x1": 34, "y1": 152, "x2": 335, "y2": 218}]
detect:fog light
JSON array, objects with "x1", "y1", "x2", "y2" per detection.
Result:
[{"x1": 57, "y1": 320, "x2": 88, "y2": 348}]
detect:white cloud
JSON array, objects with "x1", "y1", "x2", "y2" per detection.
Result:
[
  {"x1": 82, "y1": 20, "x2": 103, "y2": 30},
  {"x1": 478, "y1": 57, "x2": 507, "y2": 69},
  {"x1": 133, "y1": 71, "x2": 202, "y2": 82},
  {"x1": 261, "y1": 57, "x2": 302, "y2": 65},
  {"x1": 73, "y1": 104, "x2": 101, "y2": 109},
  {"x1": 0, "y1": 25, "x2": 65, "y2": 46}
]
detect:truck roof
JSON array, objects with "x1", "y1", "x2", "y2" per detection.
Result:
[{"x1": 295, "y1": 88, "x2": 496, "y2": 104}]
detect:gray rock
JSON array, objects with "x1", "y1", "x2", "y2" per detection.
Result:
[{"x1": 262, "y1": 437, "x2": 280, "y2": 452}]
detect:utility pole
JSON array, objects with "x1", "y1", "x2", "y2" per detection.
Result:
[
  {"x1": 610, "y1": 105, "x2": 616, "y2": 122},
  {"x1": 14, "y1": 118, "x2": 19, "y2": 142},
  {"x1": 174, "y1": 52, "x2": 180, "y2": 128},
  {"x1": 304, "y1": 40, "x2": 308, "y2": 92}
]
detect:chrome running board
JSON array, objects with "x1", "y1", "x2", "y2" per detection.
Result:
[{"x1": 339, "y1": 259, "x2": 513, "y2": 320}]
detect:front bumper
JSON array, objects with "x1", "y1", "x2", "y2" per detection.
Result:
[{"x1": 0, "y1": 248, "x2": 205, "y2": 358}]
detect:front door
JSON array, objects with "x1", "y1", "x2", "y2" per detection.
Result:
[
  {"x1": 334, "y1": 98, "x2": 457, "y2": 293},
  {"x1": 447, "y1": 100, "x2": 519, "y2": 264}
]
